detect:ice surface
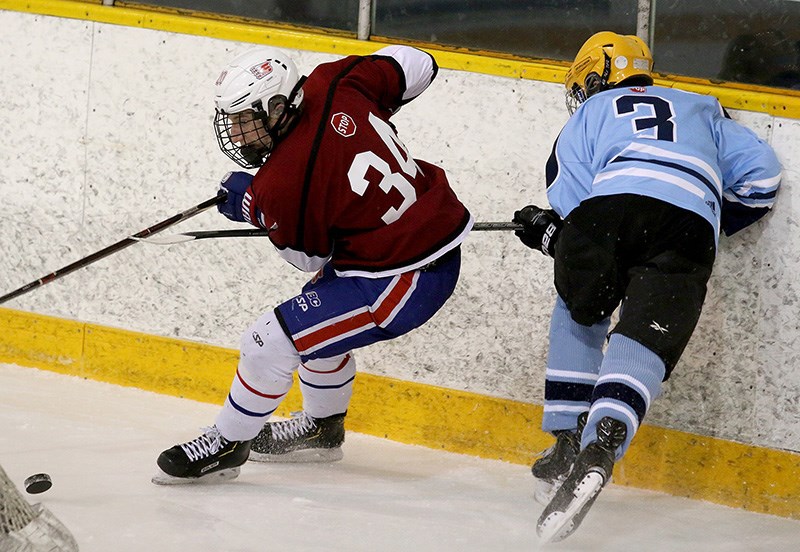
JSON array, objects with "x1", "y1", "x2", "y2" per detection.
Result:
[{"x1": 1, "y1": 364, "x2": 798, "y2": 552}]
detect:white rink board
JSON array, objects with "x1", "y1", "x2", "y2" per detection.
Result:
[
  {"x1": 2, "y1": 364, "x2": 800, "y2": 552},
  {"x1": 0, "y1": 11, "x2": 799, "y2": 455}
]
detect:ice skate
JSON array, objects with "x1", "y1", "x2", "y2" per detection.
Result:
[
  {"x1": 536, "y1": 416, "x2": 627, "y2": 543},
  {"x1": 249, "y1": 411, "x2": 345, "y2": 463},
  {"x1": 531, "y1": 412, "x2": 586, "y2": 504},
  {"x1": 152, "y1": 426, "x2": 250, "y2": 485}
]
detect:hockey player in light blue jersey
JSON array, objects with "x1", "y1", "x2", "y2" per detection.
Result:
[{"x1": 511, "y1": 31, "x2": 782, "y2": 543}]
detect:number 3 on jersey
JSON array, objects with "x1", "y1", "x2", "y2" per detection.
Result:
[
  {"x1": 347, "y1": 112, "x2": 419, "y2": 225},
  {"x1": 614, "y1": 95, "x2": 676, "y2": 142}
]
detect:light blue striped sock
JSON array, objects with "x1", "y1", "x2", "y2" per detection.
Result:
[
  {"x1": 542, "y1": 295, "x2": 610, "y2": 432},
  {"x1": 581, "y1": 334, "x2": 666, "y2": 459}
]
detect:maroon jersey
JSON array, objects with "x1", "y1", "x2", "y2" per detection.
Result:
[{"x1": 243, "y1": 46, "x2": 473, "y2": 277}]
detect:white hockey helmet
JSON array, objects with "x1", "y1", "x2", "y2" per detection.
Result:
[{"x1": 213, "y1": 47, "x2": 305, "y2": 168}]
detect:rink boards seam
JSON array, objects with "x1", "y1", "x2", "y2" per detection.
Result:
[
  {"x1": 1, "y1": 307, "x2": 798, "y2": 520},
  {"x1": 0, "y1": 0, "x2": 798, "y2": 119}
]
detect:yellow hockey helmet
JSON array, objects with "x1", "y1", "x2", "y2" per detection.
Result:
[{"x1": 565, "y1": 31, "x2": 654, "y2": 114}]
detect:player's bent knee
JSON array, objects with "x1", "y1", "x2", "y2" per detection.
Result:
[
  {"x1": 611, "y1": 328, "x2": 677, "y2": 380},
  {"x1": 569, "y1": 308, "x2": 610, "y2": 328},
  {"x1": 239, "y1": 310, "x2": 300, "y2": 378}
]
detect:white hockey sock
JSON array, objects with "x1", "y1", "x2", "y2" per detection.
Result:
[
  {"x1": 215, "y1": 310, "x2": 301, "y2": 441},
  {"x1": 298, "y1": 353, "x2": 356, "y2": 418}
]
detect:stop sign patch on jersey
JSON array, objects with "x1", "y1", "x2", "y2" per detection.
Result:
[{"x1": 331, "y1": 112, "x2": 357, "y2": 137}]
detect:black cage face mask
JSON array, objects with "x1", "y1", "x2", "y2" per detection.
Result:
[
  {"x1": 213, "y1": 77, "x2": 306, "y2": 169},
  {"x1": 214, "y1": 108, "x2": 272, "y2": 169},
  {"x1": 566, "y1": 53, "x2": 612, "y2": 115}
]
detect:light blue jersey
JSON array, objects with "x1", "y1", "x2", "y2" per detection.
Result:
[{"x1": 545, "y1": 85, "x2": 782, "y2": 246}]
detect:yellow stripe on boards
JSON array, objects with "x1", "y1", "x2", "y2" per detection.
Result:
[
  {"x1": 620, "y1": 425, "x2": 800, "y2": 518},
  {"x1": 0, "y1": 307, "x2": 84, "y2": 371},
  {"x1": 0, "y1": 306, "x2": 798, "y2": 519},
  {"x1": 1, "y1": 0, "x2": 799, "y2": 118}
]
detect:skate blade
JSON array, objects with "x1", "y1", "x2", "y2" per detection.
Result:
[
  {"x1": 248, "y1": 446, "x2": 343, "y2": 464},
  {"x1": 537, "y1": 471, "x2": 604, "y2": 543},
  {"x1": 151, "y1": 466, "x2": 241, "y2": 485}
]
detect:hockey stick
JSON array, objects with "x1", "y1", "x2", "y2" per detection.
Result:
[
  {"x1": 133, "y1": 221, "x2": 524, "y2": 246},
  {"x1": 473, "y1": 221, "x2": 523, "y2": 231},
  {"x1": 0, "y1": 194, "x2": 226, "y2": 305}
]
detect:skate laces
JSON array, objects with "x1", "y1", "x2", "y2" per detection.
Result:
[
  {"x1": 595, "y1": 417, "x2": 627, "y2": 452},
  {"x1": 180, "y1": 426, "x2": 227, "y2": 461},
  {"x1": 271, "y1": 412, "x2": 317, "y2": 441}
]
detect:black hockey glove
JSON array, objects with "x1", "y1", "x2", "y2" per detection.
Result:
[{"x1": 512, "y1": 205, "x2": 563, "y2": 257}]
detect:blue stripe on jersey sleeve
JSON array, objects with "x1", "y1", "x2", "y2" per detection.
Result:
[{"x1": 725, "y1": 189, "x2": 778, "y2": 201}]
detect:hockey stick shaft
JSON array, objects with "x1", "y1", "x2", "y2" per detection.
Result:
[
  {"x1": 135, "y1": 221, "x2": 524, "y2": 245},
  {"x1": 0, "y1": 194, "x2": 225, "y2": 305},
  {"x1": 473, "y1": 221, "x2": 522, "y2": 231}
]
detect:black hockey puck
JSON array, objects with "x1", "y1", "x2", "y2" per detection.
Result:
[{"x1": 24, "y1": 473, "x2": 52, "y2": 494}]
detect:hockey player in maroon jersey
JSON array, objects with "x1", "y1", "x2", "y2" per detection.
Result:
[{"x1": 153, "y1": 45, "x2": 473, "y2": 484}]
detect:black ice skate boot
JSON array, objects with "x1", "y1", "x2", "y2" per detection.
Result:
[
  {"x1": 531, "y1": 412, "x2": 587, "y2": 504},
  {"x1": 536, "y1": 416, "x2": 627, "y2": 543},
  {"x1": 249, "y1": 411, "x2": 346, "y2": 463},
  {"x1": 152, "y1": 426, "x2": 250, "y2": 485}
]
